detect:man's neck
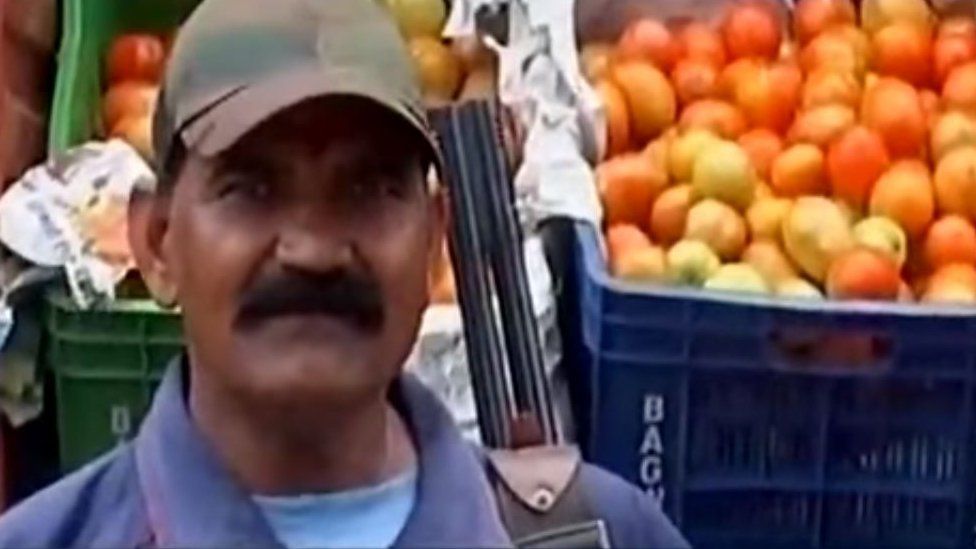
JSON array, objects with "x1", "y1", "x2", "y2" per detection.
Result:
[{"x1": 188, "y1": 373, "x2": 417, "y2": 496}]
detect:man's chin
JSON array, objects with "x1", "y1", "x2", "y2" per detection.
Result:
[{"x1": 227, "y1": 332, "x2": 388, "y2": 399}]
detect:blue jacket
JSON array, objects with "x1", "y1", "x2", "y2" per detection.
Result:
[{"x1": 0, "y1": 358, "x2": 688, "y2": 548}]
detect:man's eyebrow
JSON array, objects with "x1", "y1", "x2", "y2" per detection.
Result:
[{"x1": 212, "y1": 149, "x2": 283, "y2": 176}]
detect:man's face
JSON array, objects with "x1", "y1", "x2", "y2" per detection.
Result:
[{"x1": 142, "y1": 97, "x2": 444, "y2": 407}]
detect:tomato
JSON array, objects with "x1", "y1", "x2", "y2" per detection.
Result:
[
  {"x1": 102, "y1": 82, "x2": 158, "y2": 133},
  {"x1": 106, "y1": 34, "x2": 166, "y2": 84}
]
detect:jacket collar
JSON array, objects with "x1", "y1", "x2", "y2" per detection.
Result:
[{"x1": 134, "y1": 356, "x2": 511, "y2": 548}]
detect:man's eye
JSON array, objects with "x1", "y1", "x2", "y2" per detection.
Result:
[
  {"x1": 352, "y1": 169, "x2": 410, "y2": 199},
  {"x1": 217, "y1": 174, "x2": 271, "y2": 201}
]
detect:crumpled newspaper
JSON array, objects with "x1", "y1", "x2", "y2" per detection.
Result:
[
  {"x1": 501, "y1": 0, "x2": 604, "y2": 229},
  {"x1": 446, "y1": 0, "x2": 603, "y2": 230},
  {"x1": 405, "y1": 237, "x2": 571, "y2": 443},
  {"x1": 0, "y1": 140, "x2": 152, "y2": 425},
  {"x1": 0, "y1": 140, "x2": 154, "y2": 311}
]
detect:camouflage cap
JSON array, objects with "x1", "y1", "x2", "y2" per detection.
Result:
[{"x1": 154, "y1": 0, "x2": 439, "y2": 172}]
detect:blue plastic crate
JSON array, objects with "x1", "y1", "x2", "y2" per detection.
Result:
[{"x1": 568, "y1": 221, "x2": 976, "y2": 547}]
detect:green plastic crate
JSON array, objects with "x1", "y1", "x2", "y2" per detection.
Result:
[
  {"x1": 44, "y1": 290, "x2": 182, "y2": 471},
  {"x1": 46, "y1": 0, "x2": 197, "y2": 471},
  {"x1": 49, "y1": 0, "x2": 199, "y2": 152}
]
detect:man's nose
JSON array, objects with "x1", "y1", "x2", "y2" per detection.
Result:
[{"x1": 274, "y1": 202, "x2": 356, "y2": 273}]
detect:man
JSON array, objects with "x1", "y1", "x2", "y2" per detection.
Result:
[{"x1": 0, "y1": 0, "x2": 688, "y2": 547}]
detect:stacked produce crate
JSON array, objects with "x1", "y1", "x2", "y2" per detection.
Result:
[{"x1": 564, "y1": 0, "x2": 976, "y2": 545}]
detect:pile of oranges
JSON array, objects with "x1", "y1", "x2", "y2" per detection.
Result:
[
  {"x1": 384, "y1": 0, "x2": 497, "y2": 106},
  {"x1": 589, "y1": 0, "x2": 976, "y2": 304}
]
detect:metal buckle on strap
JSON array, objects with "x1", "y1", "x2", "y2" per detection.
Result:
[{"x1": 514, "y1": 520, "x2": 610, "y2": 549}]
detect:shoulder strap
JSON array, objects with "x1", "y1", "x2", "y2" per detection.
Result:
[{"x1": 486, "y1": 446, "x2": 611, "y2": 549}]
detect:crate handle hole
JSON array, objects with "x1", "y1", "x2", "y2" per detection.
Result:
[{"x1": 767, "y1": 328, "x2": 893, "y2": 373}]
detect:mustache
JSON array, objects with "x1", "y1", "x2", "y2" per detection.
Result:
[{"x1": 236, "y1": 269, "x2": 385, "y2": 333}]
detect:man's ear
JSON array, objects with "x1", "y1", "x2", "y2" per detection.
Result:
[{"x1": 128, "y1": 188, "x2": 177, "y2": 308}]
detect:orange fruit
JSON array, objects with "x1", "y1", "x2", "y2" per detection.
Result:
[
  {"x1": 111, "y1": 115, "x2": 153, "y2": 158},
  {"x1": 802, "y1": 69, "x2": 861, "y2": 110},
  {"x1": 676, "y1": 22, "x2": 726, "y2": 67},
  {"x1": 934, "y1": 34, "x2": 976, "y2": 86},
  {"x1": 771, "y1": 144, "x2": 828, "y2": 197},
  {"x1": 869, "y1": 160, "x2": 935, "y2": 238},
  {"x1": 825, "y1": 25, "x2": 872, "y2": 66},
  {"x1": 734, "y1": 61, "x2": 803, "y2": 133},
  {"x1": 930, "y1": 263, "x2": 976, "y2": 289},
  {"x1": 691, "y1": 140, "x2": 757, "y2": 211},
  {"x1": 685, "y1": 199, "x2": 749, "y2": 261},
  {"x1": 794, "y1": 0, "x2": 857, "y2": 44},
  {"x1": 861, "y1": 77, "x2": 927, "y2": 159},
  {"x1": 649, "y1": 184, "x2": 693, "y2": 246},
  {"x1": 788, "y1": 104, "x2": 856, "y2": 148},
  {"x1": 598, "y1": 153, "x2": 668, "y2": 226},
  {"x1": 643, "y1": 134, "x2": 672, "y2": 175},
  {"x1": 923, "y1": 278, "x2": 976, "y2": 303},
  {"x1": 782, "y1": 196, "x2": 856, "y2": 281},
  {"x1": 607, "y1": 224, "x2": 661, "y2": 279},
  {"x1": 801, "y1": 32, "x2": 865, "y2": 77},
  {"x1": 679, "y1": 99, "x2": 748, "y2": 139},
  {"x1": 101, "y1": 83, "x2": 158, "y2": 133},
  {"x1": 671, "y1": 58, "x2": 720, "y2": 106},
  {"x1": 747, "y1": 197, "x2": 792, "y2": 242},
  {"x1": 925, "y1": 263, "x2": 976, "y2": 302},
  {"x1": 579, "y1": 42, "x2": 616, "y2": 83},
  {"x1": 595, "y1": 79, "x2": 631, "y2": 158},
  {"x1": 611, "y1": 61, "x2": 677, "y2": 144},
  {"x1": 408, "y1": 36, "x2": 463, "y2": 103},
  {"x1": 934, "y1": 146, "x2": 976, "y2": 221},
  {"x1": 826, "y1": 247, "x2": 902, "y2": 300},
  {"x1": 943, "y1": 61, "x2": 976, "y2": 114},
  {"x1": 387, "y1": 0, "x2": 447, "y2": 39},
  {"x1": 930, "y1": 111, "x2": 976, "y2": 161},
  {"x1": 827, "y1": 126, "x2": 891, "y2": 210},
  {"x1": 669, "y1": 130, "x2": 720, "y2": 182},
  {"x1": 743, "y1": 239, "x2": 798, "y2": 283},
  {"x1": 607, "y1": 223, "x2": 652, "y2": 256},
  {"x1": 616, "y1": 18, "x2": 679, "y2": 71},
  {"x1": 738, "y1": 128, "x2": 783, "y2": 181},
  {"x1": 925, "y1": 215, "x2": 976, "y2": 268},
  {"x1": 861, "y1": 0, "x2": 935, "y2": 35},
  {"x1": 871, "y1": 23, "x2": 933, "y2": 87},
  {"x1": 722, "y1": 1, "x2": 782, "y2": 60},
  {"x1": 613, "y1": 245, "x2": 668, "y2": 280},
  {"x1": 717, "y1": 58, "x2": 762, "y2": 99}
]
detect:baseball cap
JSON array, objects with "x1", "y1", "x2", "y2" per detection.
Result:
[{"x1": 153, "y1": 0, "x2": 440, "y2": 173}]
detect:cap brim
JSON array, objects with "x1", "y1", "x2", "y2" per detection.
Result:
[{"x1": 179, "y1": 64, "x2": 443, "y2": 173}]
